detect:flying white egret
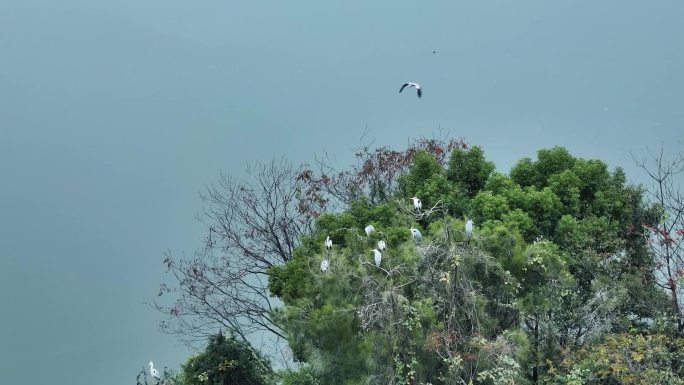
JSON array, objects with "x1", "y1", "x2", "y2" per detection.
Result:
[
  {"x1": 149, "y1": 361, "x2": 160, "y2": 381},
  {"x1": 410, "y1": 196, "x2": 422, "y2": 210},
  {"x1": 320, "y1": 259, "x2": 330, "y2": 273},
  {"x1": 365, "y1": 224, "x2": 375, "y2": 237},
  {"x1": 399, "y1": 82, "x2": 422, "y2": 98},
  {"x1": 373, "y1": 249, "x2": 382, "y2": 267},
  {"x1": 410, "y1": 227, "x2": 422, "y2": 241},
  {"x1": 325, "y1": 236, "x2": 333, "y2": 250},
  {"x1": 377, "y1": 239, "x2": 386, "y2": 251},
  {"x1": 465, "y1": 219, "x2": 474, "y2": 238}
]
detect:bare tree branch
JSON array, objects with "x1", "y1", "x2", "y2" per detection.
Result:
[
  {"x1": 154, "y1": 159, "x2": 319, "y2": 346},
  {"x1": 633, "y1": 146, "x2": 684, "y2": 329}
]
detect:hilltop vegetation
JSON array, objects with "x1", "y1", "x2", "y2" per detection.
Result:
[{"x1": 155, "y1": 140, "x2": 684, "y2": 385}]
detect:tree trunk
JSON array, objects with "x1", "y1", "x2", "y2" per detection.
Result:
[{"x1": 532, "y1": 314, "x2": 539, "y2": 384}]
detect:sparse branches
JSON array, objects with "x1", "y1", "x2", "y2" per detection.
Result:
[
  {"x1": 410, "y1": 218, "x2": 517, "y2": 385},
  {"x1": 155, "y1": 159, "x2": 315, "y2": 345},
  {"x1": 399, "y1": 199, "x2": 446, "y2": 222},
  {"x1": 634, "y1": 147, "x2": 684, "y2": 329},
  {"x1": 302, "y1": 138, "x2": 467, "y2": 206}
]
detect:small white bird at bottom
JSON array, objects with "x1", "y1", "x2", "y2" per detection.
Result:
[
  {"x1": 149, "y1": 361, "x2": 160, "y2": 381},
  {"x1": 320, "y1": 259, "x2": 330, "y2": 273},
  {"x1": 399, "y1": 82, "x2": 422, "y2": 98},
  {"x1": 465, "y1": 219, "x2": 474, "y2": 238},
  {"x1": 410, "y1": 227, "x2": 422, "y2": 241},
  {"x1": 373, "y1": 249, "x2": 382, "y2": 267},
  {"x1": 377, "y1": 239, "x2": 386, "y2": 251}
]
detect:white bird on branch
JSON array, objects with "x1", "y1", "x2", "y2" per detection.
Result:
[
  {"x1": 410, "y1": 227, "x2": 422, "y2": 241},
  {"x1": 365, "y1": 225, "x2": 376, "y2": 237},
  {"x1": 325, "y1": 236, "x2": 333, "y2": 250},
  {"x1": 320, "y1": 259, "x2": 330, "y2": 273},
  {"x1": 149, "y1": 361, "x2": 161, "y2": 383},
  {"x1": 410, "y1": 196, "x2": 422, "y2": 211},
  {"x1": 399, "y1": 82, "x2": 422, "y2": 98},
  {"x1": 373, "y1": 249, "x2": 382, "y2": 267},
  {"x1": 465, "y1": 219, "x2": 474, "y2": 239},
  {"x1": 377, "y1": 239, "x2": 386, "y2": 251}
]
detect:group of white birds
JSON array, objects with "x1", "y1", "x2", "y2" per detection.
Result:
[{"x1": 320, "y1": 197, "x2": 475, "y2": 273}]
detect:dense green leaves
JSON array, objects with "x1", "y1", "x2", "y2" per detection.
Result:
[
  {"x1": 138, "y1": 141, "x2": 681, "y2": 385},
  {"x1": 151, "y1": 141, "x2": 684, "y2": 385},
  {"x1": 177, "y1": 333, "x2": 274, "y2": 385},
  {"x1": 266, "y1": 144, "x2": 675, "y2": 385},
  {"x1": 447, "y1": 146, "x2": 495, "y2": 198},
  {"x1": 547, "y1": 333, "x2": 684, "y2": 385}
]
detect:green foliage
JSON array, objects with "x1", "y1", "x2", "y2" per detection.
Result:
[
  {"x1": 264, "y1": 144, "x2": 671, "y2": 385},
  {"x1": 398, "y1": 151, "x2": 444, "y2": 197},
  {"x1": 520, "y1": 186, "x2": 563, "y2": 237},
  {"x1": 471, "y1": 191, "x2": 510, "y2": 223},
  {"x1": 315, "y1": 213, "x2": 357, "y2": 242},
  {"x1": 179, "y1": 333, "x2": 274, "y2": 385},
  {"x1": 510, "y1": 157, "x2": 537, "y2": 188},
  {"x1": 501, "y1": 209, "x2": 535, "y2": 241},
  {"x1": 548, "y1": 170, "x2": 581, "y2": 217},
  {"x1": 485, "y1": 173, "x2": 518, "y2": 195},
  {"x1": 478, "y1": 221, "x2": 526, "y2": 261},
  {"x1": 397, "y1": 150, "x2": 470, "y2": 216},
  {"x1": 547, "y1": 333, "x2": 684, "y2": 385},
  {"x1": 447, "y1": 146, "x2": 495, "y2": 198},
  {"x1": 535, "y1": 147, "x2": 576, "y2": 184},
  {"x1": 269, "y1": 255, "x2": 314, "y2": 303},
  {"x1": 280, "y1": 367, "x2": 321, "y2": 385}
]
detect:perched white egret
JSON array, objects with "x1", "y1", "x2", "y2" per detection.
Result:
[
  {"x1": 377, "y1": 239, "x2": 386, "y2": 251},
  {"x1": 149, "y1": 361, "x2": 161, "y2": 381},
  {"x1": 373, "y1": 249, "x2": 382, "y2": 267},
  {"x1": 325, "y1": 236, "x2": 333, "y2": 250},
  {"x1": 320, "y1": 259, "x2": 330, "y2": 273},
  {"x1": 410, "y1": 227, "x2": 422, "y2": 241},
  {"x1": 465, "y1": 219, "x2": 474, "y2": 238},
  {"x1": 410, "y1": 196, "x2": 422, "y2": 210},
  {"x1": 365, "y1": 224, "x2": 375, "y2": 237},
  {"x1": 399, "y1": 82, "x2": 422, "y2": 98}
]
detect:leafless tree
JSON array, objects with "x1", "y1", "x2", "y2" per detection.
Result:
[
  {"x1": 635, "y1": 146, "x2": 684, "y2": 329},
  {"x1": 155, "y1": 159, "x2": 323, "y2": 344}
]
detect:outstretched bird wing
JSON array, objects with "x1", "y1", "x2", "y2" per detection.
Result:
[
  {"x1": 399, "y1": 83, "x2": 409, "y2": 93},
  {"x1": 417, "y1": 88, "x2": 422, "y2": 98}
]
